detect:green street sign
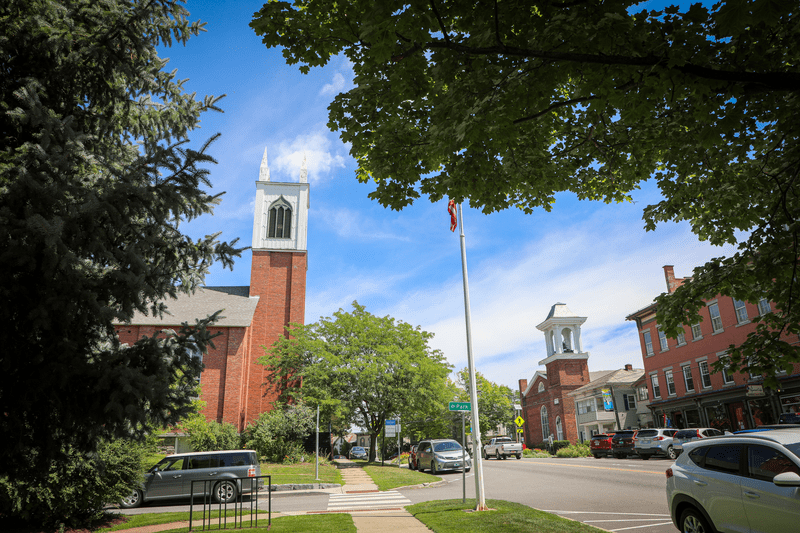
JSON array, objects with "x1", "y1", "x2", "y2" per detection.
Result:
[{"x1": 449, "y1": 401, "x2": 471, "y2": 412}]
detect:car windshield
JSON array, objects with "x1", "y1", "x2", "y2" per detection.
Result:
[
  {"x1": 434, "y1": 441, "x2": 463, "y2": 452},
  {"x1": 785, "y1": 443, "x2": 800, "y2": 460}
]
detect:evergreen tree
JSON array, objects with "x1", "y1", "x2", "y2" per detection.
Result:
[{"x1": 0, "y1": 0, "x2": 241, "y2": 479}]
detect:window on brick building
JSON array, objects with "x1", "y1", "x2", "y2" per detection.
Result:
[
  {"x1": 651, "y1": 374, "x2": 661, "y2": 398},
  {"x1": 720, "y1": 356, "x2": 736, "y2": 384},
  {"x1": 733, "y1": 299, "x2": 748, "y2": 324},
  {"x1": 676, "y1": 329, "x2": 686, "y2": 346},
  {"x1": 658, "y1": 329, "x2": 669, "y2": 351},
  {"x1": 666, "y1": 370, "x2": 676, "y2": 396},
  {"x1": 683, "y1": 365, "x2": 695, "y2": 392},
  {"x1": 267, "y1": 198, "x2": 292, "y2": 239},
  {"x1": 643, "y1": 331, "x2": 654, "y2": 356},
  {"x1": 538, "y1": 382, "x2": 545, "y2": 393},
  {"x1": 691, "y1": 322, "x2": 702, "y2": 340},
  {"x1": 556, "y1": 416, "x2": 563, "y2": 441},
  {"x1": 758, "y1": 298, "x2": 771, "y2": 316},
  {"x1": 541, "y1": 406, "x2": 550, "y2": 440},
  {"x1": 699, "y1": 360, "x2": 712, "y2": 388},
  {"x1": 708, "y1": 303, "x2": 723, "y2": 333}
]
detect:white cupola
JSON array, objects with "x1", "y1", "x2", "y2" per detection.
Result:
[
  {"x1": 536, "y1": 303, "x2": 589, "y2": 366},
  {"x1": 251, "y1": 147, "x2": 309, "y2": 252}
]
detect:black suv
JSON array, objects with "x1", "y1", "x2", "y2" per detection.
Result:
[{"x1": 611, "y1": 430, "x2": 638, "y2": 458}]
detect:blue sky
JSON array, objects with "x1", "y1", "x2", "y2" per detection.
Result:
[{"x1": 171, "y1": 0, "x2": 733, "y2": 391}]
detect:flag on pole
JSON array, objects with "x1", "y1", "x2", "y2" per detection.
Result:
[{"x1": 448, "y1": 200, "x2": 457, "y2": 232}]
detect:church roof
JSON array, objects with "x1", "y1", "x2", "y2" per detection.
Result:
[
  {"x1": 120, "y1": 286, "x2": 259, "y2": 327},
  {"x1": 546, "y1": 302, "x2": 575, "y2": 319}
]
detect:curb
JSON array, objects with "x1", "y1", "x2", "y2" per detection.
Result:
[{"x1": 270, "y1": 482, "x2": 342, "y2": 492}]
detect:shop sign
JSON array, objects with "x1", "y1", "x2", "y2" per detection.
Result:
[{"x1": 746, "y1": 385, "x2": 765, "y2": 397}]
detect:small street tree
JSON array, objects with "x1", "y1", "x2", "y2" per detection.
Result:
[
  {"x1": 261, "y1": 302, "x2": 452, "y2": 462},
  {"x1": 0, "y1": 0, "x2": 241, "y2": 486},
  {"x1": 252, "y1": 0, "x2": 800, "y2": 383},
  {"x1": 454, "y1": 369, "x2": 514, "y2": 442}
]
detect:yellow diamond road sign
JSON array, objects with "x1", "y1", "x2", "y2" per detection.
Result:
[{"x1": 515, "y1": 415, "x2": 524, "y2": 427}]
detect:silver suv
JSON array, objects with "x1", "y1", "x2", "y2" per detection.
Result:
[
  {"x1": 666, "y1": 429, "x2": 800, "y2": 532},
  {"x1": 634, "y1": 428, "x2": 679, "y2": 460},
  {"x1": 416, "y1": 439, "x2": 471, "y2": 474},
  {"x1": 121, "y1": 450, "x2": 262, "y2": 508}
]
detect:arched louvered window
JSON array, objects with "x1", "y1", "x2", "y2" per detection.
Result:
[{"x1": 267, "y1": 198, "x2": 292, "y2": 239}]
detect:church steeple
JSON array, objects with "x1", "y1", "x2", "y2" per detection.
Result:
[{"x1": 251, "y1": 147, "x2": 309, "y2": 252}]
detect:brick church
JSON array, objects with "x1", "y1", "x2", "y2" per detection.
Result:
[
  {"x1": 115, "y1": 149, "x2": 308, "y2": 431},
  {"x1": 518, "y1": 303, "x2": 597, "y2": 446}
]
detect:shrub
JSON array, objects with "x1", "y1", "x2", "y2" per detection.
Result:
[
  {"x1": 523, "y1": 448, "x2": 552, "y2": 458},
  {"x1": 0, "y1": 437, "x2": 155, "y2": 529},
  {"x1": 241, "y1": 402, "x2": 315, "y2": 463},
  {"x1": 181, "y1": 414, "x2": 240, "y2": 452},
  {"x1": 556, "y1": 443, "x2": 592, "y2": 458}
]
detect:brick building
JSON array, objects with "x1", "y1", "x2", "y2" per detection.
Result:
[
  {"x1": 116, "y1": 149, "x2": 308, "y2": 431},
  {"x1": 518, "y1": 303, "x2": 595, "y2": 446},
  {"x1": 625, "y1": 265, "x2": 800, "y2": 431}
]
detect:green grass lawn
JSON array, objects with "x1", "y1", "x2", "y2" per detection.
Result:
[
  {"x1": 260, "y1": 461, "x2": 343, "y2": 485},
  {"x1": 100, "y1": 512, "x2": 354, "y2": 533},
  {"x1": 407, "y1": 499, "x2": 607, "y2": 533},
  {"x1": 361, "y1": 463, "x2": 441, "y2": 490}
]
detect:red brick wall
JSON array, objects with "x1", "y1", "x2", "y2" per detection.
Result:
[
  {"x1": 246, "y1": 250, "x2": 307, "y2": 428},
  {"x1": 521, "y1": 358, "x2": 589, "y2": 446}
]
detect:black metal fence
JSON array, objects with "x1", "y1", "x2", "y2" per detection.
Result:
[{"x1": 188, "y1": 475, "x2": 271, "y2": 531}]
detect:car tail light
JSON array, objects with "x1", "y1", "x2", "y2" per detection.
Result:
[
  {"x1": 696, "y1": 430, "x2": 702, "y2": 438},
  {"x1": 248, "y1": 467, "x2": 256, "y2": 477},
  {"x1": 666, "y1": 468, "x2": 673, "y2": 479},
  {"x1": 655, "y1": 436, "x2": 664, "y2": 440}
]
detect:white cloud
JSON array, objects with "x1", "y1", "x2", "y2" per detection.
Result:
[
  {"x1": 320, "y1": 72, "x2": 346, "y2": 97},
  {"x1": 271, "y1": 129, "x2": 348, "y2": 183}
]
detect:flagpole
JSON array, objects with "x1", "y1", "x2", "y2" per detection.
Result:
[{"x1": 456, "y1": 203, "x2": 487, "y2": 511}]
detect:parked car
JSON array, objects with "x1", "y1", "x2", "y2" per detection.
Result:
[
  {"x1": 416, "y1": 439, "x2": 472, "y2": 474},
  {"x1": 120, "y1": 450, "x2": 262, "y2": 509},
  {"x1": 611, "y1": 430, "x2": 638, "y2": 458},
  {"x1": 780, "y1": 412, "x2": 800, "y2": 424},
  {"x1": 634, "y1": 428, "x2": 679, "y2": 460},
  {"x1": 589, "y1": 433, "x2": 616, "y2": 459},
  {"x1": 666, "y1": 428, "x2": 800, "y2": 532},
  {"x1": 672, "y1": 427, "x2": 726, "y2": 455},
  {"x1": 349, "y1": 446, "x2": 368, "y2": 460},
  {"x1": 408, "y1": 445, "x2": 419, "y2": 470}
]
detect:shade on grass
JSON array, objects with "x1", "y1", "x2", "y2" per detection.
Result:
[
  {"x1": 100, "y1": 512, "x2": 354, "y2": 533},
  {"x1": 407, "y1": 499, "x2": 606, "y2": 533}
]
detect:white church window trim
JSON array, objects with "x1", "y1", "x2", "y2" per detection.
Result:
[{"x1": 267, "y1": 197, "x2": 293, "y2": 239}]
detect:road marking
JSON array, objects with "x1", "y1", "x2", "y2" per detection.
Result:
[
  {"x1": 524, "y1": 461, "x2": 663, "y2": 475},
  {"x1": 609, "y1": 522, "x2": 674, "y2": 531},
  {"x1": 327, "y1": 490, "x2": 410, "y2": 511},
  {"x1": 546, "y1": 511, "x2": 670, "y2": 517}
]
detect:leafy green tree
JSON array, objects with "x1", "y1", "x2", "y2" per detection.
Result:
[
  {"x1": 261, "y1": 302, "x2": 452, "y2": 462},
  {"x1": 0, "y1": 0, "x2": 241, "y2": 481},
  {"x1": 252, "y1": 0, "x2": 800, "y2": 383},
  {"x1": 181, "y1": 413, "x2": 241, "y2": 452},
  {"x1": 454, "y1": 369, "x2": 514, "y2": 441}
]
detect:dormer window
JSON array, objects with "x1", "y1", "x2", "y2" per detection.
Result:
[{"x1": 268, "y1": 198, "x2": 292, "y2": 239}]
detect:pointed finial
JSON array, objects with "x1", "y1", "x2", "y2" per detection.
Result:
[
  {"x1": 299, "y1": 152, "x2": 308, "y2": 183},
  {"x1": 259, "y1": 147, "x2": 270, "y2": 181}
]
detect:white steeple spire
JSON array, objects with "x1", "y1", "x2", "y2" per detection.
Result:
[
  {"x1": 259, "y1": 147, "x2": 271, "y2": 182},
  {"x1": 299, "y1": 153, "x2": 308, "y2": 183}
]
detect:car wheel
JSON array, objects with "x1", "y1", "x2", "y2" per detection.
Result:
[
  {"x1": 667, "y1": 445, "x2": 677, "y2": 460},
  {"x1": 640, "y1": 454, "x2": 650, "y2": 460},
  {"x1": 613, "y1": 453, "x2": 623, "y2": 459},
  {"x1": 680, "y1": 507, "x2": 713, "y2": 533},
  {"x1": 120, "y1": 489, "x2": 142, "y2": 509},
  {"x1": 516, "y1": 453, "x2": 522, "y2": 460},
  {"x1": 592, "y1": 454, "x2": 600, "y2": 459},
  {"x1": 483, "y1": 450, "x2": 488, "y2": 460},
  {"x1": 431, "y1": 461, "x2": 437, "y2": 475},
  {"x1": 496, "y1": 450, "x2": 501, "y2": 460},
  {"x1": 214, "y1": 480, "x2": 237, "y2": 504}
]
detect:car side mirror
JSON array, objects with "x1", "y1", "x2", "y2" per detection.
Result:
[{"x1": 773, "y1": 472, "x2": 800, "y2": 487}]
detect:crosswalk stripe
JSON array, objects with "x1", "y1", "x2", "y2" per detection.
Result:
[{"x1": 327, "y1": 490, "x2": 411, "y2": 510}]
